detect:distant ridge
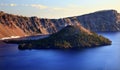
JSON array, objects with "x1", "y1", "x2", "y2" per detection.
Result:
[{"x1": 0, "y1": 9, "x2": 120, "y2": 38}]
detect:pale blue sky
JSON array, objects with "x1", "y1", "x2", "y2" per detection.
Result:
[{"x1": 0, "y1": 0, "x2": 120, "y2": 18}]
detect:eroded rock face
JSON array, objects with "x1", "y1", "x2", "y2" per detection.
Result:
[
  {"x1": 75, "y1": 10, "x2": 120, "y2": 31},
  {"x1": 0, "y1": 10, "x2": 120, "y2": 38}
]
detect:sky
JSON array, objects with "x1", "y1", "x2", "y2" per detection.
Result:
[{"x1": 0, "y1": 0, "x2": 120, "y2": 18}]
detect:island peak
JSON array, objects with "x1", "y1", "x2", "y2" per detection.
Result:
[{"x1": 18, "y1": 25, "x2": 111, "y2": 49}]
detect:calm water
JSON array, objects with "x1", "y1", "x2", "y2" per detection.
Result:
[{"x1": 0, "y1": 32, "x2": 120, "y2": 70}]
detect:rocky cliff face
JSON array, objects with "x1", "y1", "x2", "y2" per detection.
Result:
[
  {"x1": 74, "y1": 10, "x2": 120, "y2": 31},
  {"x1": 0, "y1": 10, "x2": 120, "y2": 38}
]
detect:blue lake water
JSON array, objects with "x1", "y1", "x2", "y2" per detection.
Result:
[{"x1": 0, "y1": 32, "x2": 120, "y2": 70}]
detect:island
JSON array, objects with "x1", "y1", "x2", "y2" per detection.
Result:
[{"x1": 18, "y1": 24, "x2": 112, "y2": 50}]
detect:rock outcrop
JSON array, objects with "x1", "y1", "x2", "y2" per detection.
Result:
[
  {"x1": 0, "y1": 9, "x2": 120, "y2": 38},
  {"x1": 18, "y1": 25, "x2": 111, "y2": 49},
  {"x1": 75, "y1": 10, "x2": 120, "y2": 31}
]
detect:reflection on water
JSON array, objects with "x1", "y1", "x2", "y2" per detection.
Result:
[{"x1": 0, "y1": 32, "x2": 120, "y2": 70}]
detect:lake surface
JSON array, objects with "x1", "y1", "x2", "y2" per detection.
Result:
[{"x1": 0, "y1": 32, "x2": 120, "y2": 70}]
